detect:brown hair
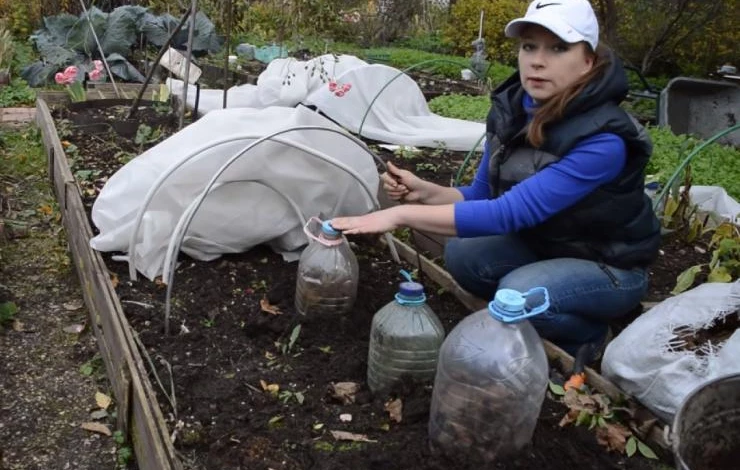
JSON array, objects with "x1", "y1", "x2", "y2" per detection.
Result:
[{"x1": 527, "y1": 43, "x2": 611, "y2": 148}]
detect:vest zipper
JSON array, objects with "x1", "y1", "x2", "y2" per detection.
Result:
[{"x1": 493, "y1": 144, "x2": 506, "y2": 196}]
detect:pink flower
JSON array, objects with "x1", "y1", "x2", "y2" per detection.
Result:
[
  {"x1": 89, "y1": 69, "x2": 102, "y2": 81},
  {"x1": 342, "y1": 83, "x2": 351, "y2": 92},
  {"x1": 55, "y1": 65, "x2": 78, "y2": 85},
  {"x1": 93, "y1": 60, "x2": 103, "y2": 72},
  {"x1": 335, "y1": 90, "x2": 345, "y2": 97},
  {"x1": 63, "y1": 66, "x2": 78, "y2": 80},
  {"x1": 328, "y1": 81, "x2": 337, "y2": 92}
]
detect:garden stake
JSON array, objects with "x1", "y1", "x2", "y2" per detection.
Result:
[
  {"x1": 179, "y1": 0, "x2": 199, "y2": 130},
  {"x1": 222, "y1": 0, "x2": 233, "y2": 109},
  {"x1": 127, "y1": 9, "x2": 192, "y2": 120},
  {"x1": 78, "y1": 0, "x2": 121, "y2": 99}
]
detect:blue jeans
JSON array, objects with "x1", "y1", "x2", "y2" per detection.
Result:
[{"x1": 444, "y1": 235, "x2": 648, "y2": 356}]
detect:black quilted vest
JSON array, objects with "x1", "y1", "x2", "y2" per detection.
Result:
[{"x1": 485, "y1": 52, "x2": 661, "y2": 269}]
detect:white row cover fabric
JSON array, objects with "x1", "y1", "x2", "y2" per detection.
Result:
[
  {"x1": 89, "y1": 106, "x2": 379, "y2": 281},
  {"x1": 168, "y1": 54, "x2": 486, "y2": 151},
  {"x1": 602, "y1": 281, "x2": 740, "y2": 423},
  {"x1": 689, "y1": 185, "x2": 740, "y2": 224}
]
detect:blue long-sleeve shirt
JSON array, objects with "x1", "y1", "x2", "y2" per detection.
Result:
[{"x1": 454, "y1": 95, "x2": 627, "y2": 237}]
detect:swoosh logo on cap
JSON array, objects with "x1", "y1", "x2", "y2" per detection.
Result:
[{"x1": 535, "y1": 2, "x2": 561, "y2": 8}]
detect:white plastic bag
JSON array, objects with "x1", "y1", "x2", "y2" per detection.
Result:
[{"x1": 602, "y1": 281, "x2": 740, "y2": 423}]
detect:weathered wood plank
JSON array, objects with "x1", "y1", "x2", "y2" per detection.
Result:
[{"x1": 37, "y1": 98, "x2": 183, "y2": 470}]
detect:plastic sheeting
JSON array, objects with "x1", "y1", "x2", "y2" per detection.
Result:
[
  {"x1": 167, "y1": 54, "x2": 486, "y2": 151},
  {"x1": 602, "y1": 281, "x2": 740, "y2": 423},
  {"x1": 689, "y1": 185, "x2": 740, "y2": 224},
  {"x1": 89, "y1": 106, "x2": 380, "y2": 281}
]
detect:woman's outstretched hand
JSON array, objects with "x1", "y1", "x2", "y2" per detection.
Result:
[
  {"x1": 330, "y1": 208, "x2": 401, "y2": 235},
  {"x1": 381, "y1": 161, "x2": 427, "y2": 203}
]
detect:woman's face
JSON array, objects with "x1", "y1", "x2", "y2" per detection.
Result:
[{"x1": 517, "y1": 25, "x2": 595, "y2": 102}]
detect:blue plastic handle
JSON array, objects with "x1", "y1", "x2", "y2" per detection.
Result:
[{"x1": 489, "y1": 286, "x2": 550, "y2": 323}]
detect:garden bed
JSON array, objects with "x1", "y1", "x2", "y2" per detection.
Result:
[{"x1": 39, "y1": 97, "x2": 691, "y2": 470}]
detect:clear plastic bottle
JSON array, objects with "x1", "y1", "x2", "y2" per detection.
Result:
[
  {"x1": 428, "y1": 287, "x2": 550, "y2": 463},
  {"x1": 367, "y1": 276, "x2": 445, "y2": 394},
  {"x1": 294, "y1": 220, "x2": 358, "y2": 316}
]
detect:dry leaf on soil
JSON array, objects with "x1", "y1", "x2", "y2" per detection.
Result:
[
  {"x1": 562, "y1": 388, "x2": 598, "y2": 412},
  {"x1": 95, "y1": 391, "x2": 112, "y2": 410},
  {"x1": 384, "y1": 398, "x2": 403, "y2": 423},
  {"x1": 596, "y1": 422, "x2": 632, "y2": 453},
  {"x1": 260, "y1": 379, "x2": 280, "y2": 395},
  {"x1": 90, "y1": 409, "x2": 108, "y2": 420},
  {"x1": 63, "y1": 323, "x2": 86, "y2": 334},
  {"x1": 329, "y1": 430, "x2": 377, "y2": 443},
  {"x1": 81, "y1": 422, "x2": 112, "y2": 436},
  {"x1": 260, "y1": 297, "x2": 282, "y2": 315},
  {"x1": 63, "y1": 300, "x2": 83, "y2": 311},
  {"x1": 329, "y1": 382, "x2": 360, "y2": 405}
]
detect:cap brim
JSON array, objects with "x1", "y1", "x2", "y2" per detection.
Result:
[{"x1": 504, "y1": 16, "x2": 586, "y2": 45}]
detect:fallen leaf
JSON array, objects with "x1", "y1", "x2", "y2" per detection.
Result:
[
  {"x1": 260, "y1": 380, "x2": 280, "y2": 395},
  {"x1": 384, "y1": 398, "x2": 403, "y2": 423},
  {"x1": 90, "y1": 409, "x2": 108, "y2": 420},
  {"x1": 330, "y1": 430, "x2": 377, "y2": 443},
  {"x1": 12, "y1": 319, "x2": 24, "y2": 332},
  {"x1": 110, "y1": 273, "x2": 119, "y2": 288},
  {"x1": 38, "y1": 204, "x2": 53, "y2": 216},
  {"x1": 81, "y1": 422, "x2": 112, "y2": 436},
  {"x1": 329, "y1": 382, "x2": 360, "y2": 405},
  {"x1": 260, "y1": 297, "x2": 281, "y2": 315},
  {"x1": 63, "y1": 323, "x2": 86, "y2": 334},
  {"x1": 339, "y1": 413, "x2": 352, "y2": 422},
  {"x1": 63, "y1": 300, "x2": 83, "y2": 311},
  {"x1": 595, "y1": 422, "x2": 631, "y2": 453},
  {"x1": 562, "y1": 388, "x2": 598, "y2": 412},
  {"x1": 95, "y1": 391, "x2": 112, "y2": 410}
]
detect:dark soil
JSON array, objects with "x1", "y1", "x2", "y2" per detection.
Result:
[
  {"x1": 406, "y1": 70, "x2": 486, "y2": 101},
  {"x1": 51, "y1": 99, "x2": 707, "y2": 470}
]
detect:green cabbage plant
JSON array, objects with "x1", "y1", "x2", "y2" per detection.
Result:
[{"x1": 21, "y1": 5, "x2": 222, "y2": 87}]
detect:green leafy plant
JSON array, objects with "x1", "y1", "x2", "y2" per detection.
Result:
[
  {"x1": 647, "y1": 126, "x2": 740, "y2": 200},
  {"x1": 134, "y1": 124, "x2": 162, "y2": 148},
  {"x1": 0, "y1": 301, "x2": 18, "y2": 329},
  {"x1": 553, "y1": 385, "x2": 659, "y2": 460},
  {"x1": 428, "y1": 94, "x2": 489, "y2": 122},
  {"x1": 276, "y1": 324, "x2": 302, "y2": 356},
  {"x1": 21, "y1": 6, "x2": 222, "y2": 86},
  {"x1": 0, "y1": 78, "x2": 36, "y2": 107},
  {"x1": 393, "y1": 145, "x2": 422, "y2": 160},
  {"x1": 672, "y1": 222, "x2": 740, "y2": 294},
  {"x1": 113, "y1": 430, "x2": 133, "y2": 468},
  {"x1": 278, "y1": 388, "x2": 306, "y2": 405}
]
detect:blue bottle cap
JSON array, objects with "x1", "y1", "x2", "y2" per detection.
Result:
[
  {"x1": 321, "y1": 220, "x2": 340, "y2": 237},
  {"x1": 398, "y1": 281, "x2": 424, "y2": 299},
  {"x1": 493, "y1": 288, "x2": 526, "y2": 313}
]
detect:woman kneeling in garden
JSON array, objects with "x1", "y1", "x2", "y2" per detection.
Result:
[{"x1": 332, "y1": 0, "x2": 661, "y2": 359}]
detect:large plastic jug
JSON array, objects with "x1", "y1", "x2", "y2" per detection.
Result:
[
  {"x1": 294, "y1": 218, "x2": 358, "y2": 316},
  {"x1": 428, "y1": 287, "x2": 550, "y2": 462},
  {"x1": 367, "y1": 272, "x2": 445, "y2": 394}
]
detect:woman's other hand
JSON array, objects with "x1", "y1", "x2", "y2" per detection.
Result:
[{"x1": 381, "y1": 161, "x2": 427, "y2": 203}]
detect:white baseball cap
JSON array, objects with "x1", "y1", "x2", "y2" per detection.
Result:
[{"x1": 505, "y1": 0, "x2": 599, "y2": 50}]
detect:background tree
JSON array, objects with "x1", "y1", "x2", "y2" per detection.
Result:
[{"x1": 612, "y1": 0, "x2": 731, "y2": 75}]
